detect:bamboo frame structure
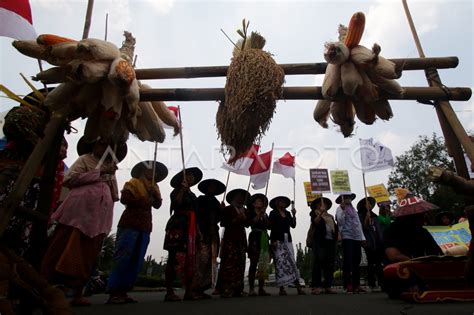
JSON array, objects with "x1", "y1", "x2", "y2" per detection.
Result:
[
  {"x1": 139, "y1": 86, "x2": 471, "y2": 102},
  {"x1": 134, "y1": 56, "x2": 459, "y2": 80}
]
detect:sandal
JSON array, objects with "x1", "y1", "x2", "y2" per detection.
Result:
[
  {"x1": 124, "y1": 296, "x2": 139, "y2": 303},
  {"x1": 297, "y1": 289, "x2": 306, "y2": 295},
  {"x1": 311, "y1": 288, "x2": 321, "y2": 295},
  {"x1": 325, "y1": 288, "x2": 337, "y2": 294},
  {"x1": 164, "y1": 293, "x2": 181, "y2": 302},
  {"x1": 106, "y1": 297, "x2": 127, "y2": 305},
  {"x1": 70, "y1": 298, "x2": 91, "y2": 307},
  {"x1": 279, "y1": 289, "x2": 288, "y2": 296}
]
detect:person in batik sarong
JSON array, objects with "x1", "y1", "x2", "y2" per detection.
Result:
[
  {"x1": 269, "y1": 196, "x2": 306, "y2": 296},
  {"x1": 106, "y1": 161, "x2": 168, "y2": 304},
  {"x1": 217, "y1": 189, "x2": 251, "y2": 298},
  {"x1": 247, "y1": 193, "x2": 271, "y2": 296},
  {"x1": 190, "y1": 179, "x2": 226, "y2": 299},
  {"x1": 163, "y1": 167, "x2": 203, "y2": 302}
]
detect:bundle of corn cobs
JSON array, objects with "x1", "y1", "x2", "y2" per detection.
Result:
[
  {"x1": 314, "y1": 12, "x2": 404, "y2": 137},
  {"x1": 217, "y1": 20, "x2": 284, "y2": 163},
  {"x1": 12, "y1": 32, "x2": 180, "y2": 150}
]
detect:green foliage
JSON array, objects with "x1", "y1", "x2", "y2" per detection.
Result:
[
  {"x1": 97, "y1": 233, "x2": 116, "y2": 273},
  {"x1": 387, "y1": 133, "x2": 465, "y2": 215},
  {"x1": 295, "y1": 243, "x2": 313, "y2": 284}
]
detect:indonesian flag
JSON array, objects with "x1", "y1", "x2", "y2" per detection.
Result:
[
  {"x1": 249, "y1": 149, "x2": 273, "y2": 190},
  {"x1": 0, "y1": 0, "x2": 37, "y2": 40},
  {"x1": 272, "y1": 152, "x2": 295, "y2": 180},
  {"x1": 222, "y1": 144, "x2": 260, "y2": 175}
]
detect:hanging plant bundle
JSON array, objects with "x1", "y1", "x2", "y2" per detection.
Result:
[
  {"x1": 314, "y1": 11, "x2": 404, "y2": 137},
  {"x1": 217, "y1": 20, "x2": 284, "y2": 162}
]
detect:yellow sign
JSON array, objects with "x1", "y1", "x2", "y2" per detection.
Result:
[
  {"x1": 304, "y1": 182, "x2": 321, "y2": 206},
  {"x1": 330, "y1": 170, "x2": 351, "y2": 194},
  {"x1": 366, "y1": 184, "x2": 390, "y2": 203},
  {"x1": 425, "y1": 221, "x2": 471, "y2": 253}
]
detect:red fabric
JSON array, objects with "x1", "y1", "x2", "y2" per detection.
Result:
[
  {"x1": 185, "y1": 211, "x2": 197, "y2": 286},
  {"x1": 244, "y1": 144, "x2": 260, "y2": 159},
  {"x1": 168, "y1": 106, "x2": 179, "y2": 118},
  {"x1": 249, "y1": 150, "x2": 272, "y2": 175},
  {"x1": 278, "y1": 152, "x2": 295, "y2": 167},
  {"x1": 0, "y1": 0, "x2": 32, "y2": 23}
]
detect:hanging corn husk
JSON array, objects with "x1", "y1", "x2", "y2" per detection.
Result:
[
  {"x1": 316, "y1": 11, "x2": 403, "y2": 135},
  {"x1": 218, "y1": 20, "x2": 284, "y2": 161},
  {"x1": 313, "y1": 99, "x2": 332, "y2": 128}
]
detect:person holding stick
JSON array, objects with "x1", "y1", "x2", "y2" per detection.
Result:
[
  {"x1": 217, "y1": 189, "x2": 251, "y2": 298},
  {"x1": 41, "y1": 138, "x2": 122, "y2": 306},
  {"x1": 163, "y1": 167, "x2": 202, "y2": 302},
  {"x1": 247, "y1": 193, "x2": 271, "y2": 297},
  {"x1": 106, "y1": 160, "x2": 167, "y2": 304},
  {"x1": 335, "y1": 193, "x2": 365, "y2": 294},
  {"x1": 309, "y1": 197, "x2": 338, "y2": 295},
  {"x1": 190, "y1": 179, "x2": 226, "y2": 298},
  {"x1": 356, "y1": 197, "x2": 384, "y2": 291},
  {"x1": 269, "y1": 196, "x2": 305, "y2": 296}
]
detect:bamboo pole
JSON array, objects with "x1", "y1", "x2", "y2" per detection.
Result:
[
  {"x1": 222, "y1": 170, "x2": 231, "y2": 203},
  {"x1": 139, "y1": 86, "x2": 471, "y2": 102},
  {"x1": 177, "y1": 105, "x2": 186, "y2": 180},
  {"x1": 134, "y1": 57, "x2": 459, "y2": 80},
  {"x1": 0, "y1": 107, "x2": 71, "y2": 235},
  {"x1": 82, "y1": 0, "x2": 95, "y2": 39},
  {"x1": 264, "y1": 143, "x2": 274, "y2": 197},
  {"x1": 402, "y1": 0, "x2": 473, "y2": 177}
]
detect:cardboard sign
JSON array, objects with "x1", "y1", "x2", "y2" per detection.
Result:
[
  {"x1": 304, "y1": 182, "x2": 321, "y2": 206},
  {"x1": 330, "y1": 170, "x2": 351, "y2": 194},
  {"x1": 366, "y1": 184, "x2": 390, "y2": 203},
  {"x1": 425, "y1": 221, "x2": 471, "y2": 253},
  {"x1": 309, "y1": 168, "x2": 331, "y2": 193}
]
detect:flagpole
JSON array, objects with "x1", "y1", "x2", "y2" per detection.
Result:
[
  {"x1": 264, "y1": 143, "x2": 274, "y2": 197},
  {"x1": 177, "y1": 105, "x2": 186, "y2": 178},
  {"x1": 151, "y1": 141, "x2": 158, "y2": 184},
  {"x1": 222, "y1": 170, "x2": 231, "y2": 203}
]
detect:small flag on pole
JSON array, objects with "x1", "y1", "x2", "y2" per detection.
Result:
[
  {"x1": 272, "y1": 152, "x2": 295, "y2": 180},
  {"x1": 359, "y1": 138, "x2": 394, "y2": 172},
  {"x1": 249, "y1": 149, "x2": 273, "y2": 190},
  {"x1": 222, "y1": 144, "x2": 260, "y2": 176},
  {"x1": 0, "y1": 0, "x2": 37, "y2": 40}
]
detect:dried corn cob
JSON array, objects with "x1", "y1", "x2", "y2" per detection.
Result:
[{"x1": 344, "y1": 12, "x2": 365, "y2": 49}]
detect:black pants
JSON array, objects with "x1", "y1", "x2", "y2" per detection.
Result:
[
  {"x1": 311, "y1": 239, "x2": 336, "y2": 288},
  {"x1": 342, "y1": 239, "x2": 362, "y2": 288},
  {"x1": 365, "y1": 248, "x2": 384, "y2": 288}
]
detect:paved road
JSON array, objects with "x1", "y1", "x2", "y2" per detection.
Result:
[{"x1": 74, "y1": 288, "x2": 474, "y2": 315}]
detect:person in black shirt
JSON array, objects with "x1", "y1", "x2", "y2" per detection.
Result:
[
  {"x1": 247, "y1": 193, "x2": 271, "y2": 296},
  {"x1": 269, "y1": 196, "x2": 305, "y2": 296}
]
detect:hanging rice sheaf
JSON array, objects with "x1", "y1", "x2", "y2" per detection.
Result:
[
  {"x1": 314, "y1": 11, "x2": 404, "y2": 137},
  {"x1": 217, "y1": 19, "x2": 284, "y2": 163}
]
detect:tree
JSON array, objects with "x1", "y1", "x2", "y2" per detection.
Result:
[
  {"x1": 97, "y1": 233, "x2": 116, "y2": 273},
  {"x1": 387, "y1": 133, "x2": 465, "y2": 215},
  {"x1": 295, "y1": 243, "x2": 312, "y2": 284}
]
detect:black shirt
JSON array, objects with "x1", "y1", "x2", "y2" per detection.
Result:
[
  {"x1": 269, "y1": 209, "x2": 296, "y2": 243},
  {"x1": 383, "y1": 220, "x2": 443, "y2": 261},
  {"x1": 196, "y1": 195, "x2": 222, "y2": 243}
]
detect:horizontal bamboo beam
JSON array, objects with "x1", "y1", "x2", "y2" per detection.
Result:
[
  {"x1": 135, "y1": 56, "x2": 459, "y2": 80},
  {"x1": 139, "y1": 86, "x2": 471, "y2": 102}
]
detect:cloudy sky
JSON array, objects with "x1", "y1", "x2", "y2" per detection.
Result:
[{"x1": 1, "y1": 0, "x2": 473, "y2": 261}]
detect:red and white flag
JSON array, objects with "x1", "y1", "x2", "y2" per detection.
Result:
[
  {"x1": 222, "y1": 144, "x2": 260, "y2": 175},
  {"x1": 0, "y1": 0, "x2": 37, "y2": 40},
  {"x1": 249, "y1": 149, "x2": 273, "y2": 190},
  {"x1": 272, "y1": 152, "x2": 295, "y2": 180}
]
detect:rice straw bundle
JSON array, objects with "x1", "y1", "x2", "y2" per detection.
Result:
[{"x1": 218, "y1": 22, "x2": 284, "y2": 162}]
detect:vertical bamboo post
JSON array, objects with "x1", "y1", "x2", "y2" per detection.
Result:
[
  {"x1": 222, "y1": 171, "x2": 231, "y2": 203},
  {"x1": 82, "y1": 0, "x2": 95, "y2": 39},
  {"x1": 264, "y1": 143, "x2": 274, "y2": 197},
  {"x1": 402, "y1": 0, "x2": 472, "y2": 178},
  {"x1": 177, "y1": 105, "x2": 186, "y2": 179}
]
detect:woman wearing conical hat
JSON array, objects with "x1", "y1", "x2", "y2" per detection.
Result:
[
  {"x1": 309, "y1": 197, "x2": 338, "y2": 295},
  {"x1": 383, "y1": 188, "x2": 442, "y2": 263},
  {"x1": 106, "y1": 161, "x2": 168, "y2": 304},
  {"x1": 188, "y1": 179, "x2": 226, "y2": 299},
  {"x1": 269, "y1": 196, "x2": 306, "y2": 296},
  {"x1": 163, "y1": 167, "x2": 203, "y2": 302},
  {"x1": 216, "y1": 188, "x2": 251, "y2": 298},
  {"x1": 247, "y1": 193, "x2": 271, "y2": 297}
]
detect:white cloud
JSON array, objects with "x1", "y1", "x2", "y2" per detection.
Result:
[{"x1": 139, "y1": 0, "x2": 175, "y2": 14}]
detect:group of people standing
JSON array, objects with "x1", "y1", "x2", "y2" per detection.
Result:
[
  {"x1": 163, "y1": 167, "x2": 305, "y2": 301},
  {"x1": 308, "y1": 193, "x2": 388, "y2": 295}
]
